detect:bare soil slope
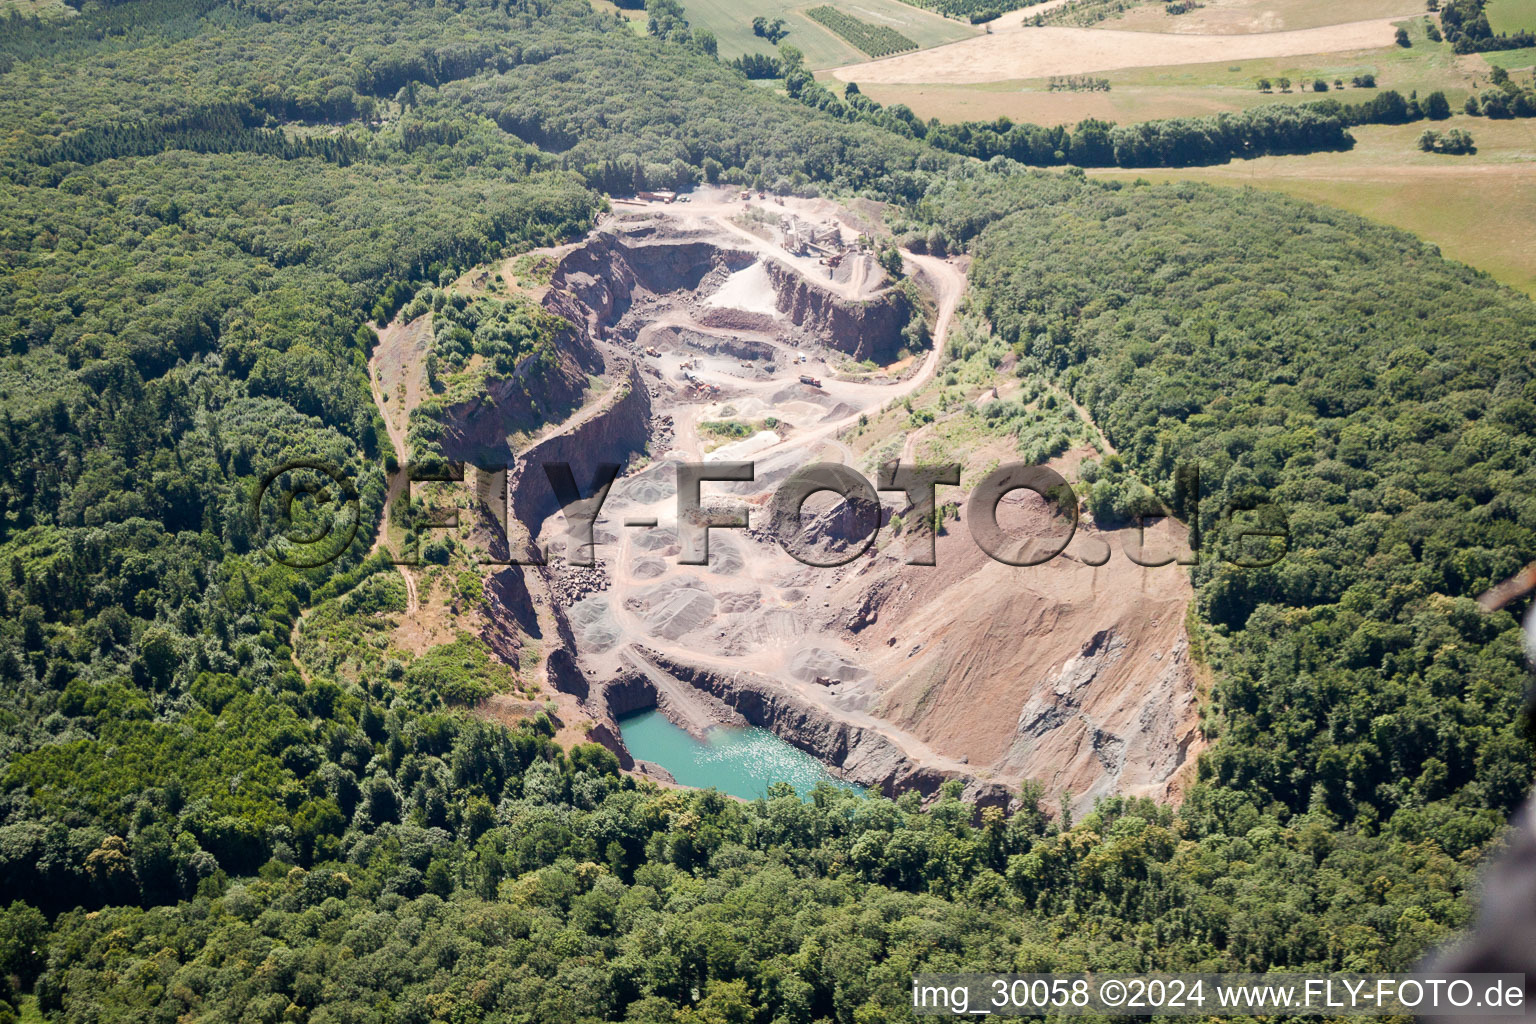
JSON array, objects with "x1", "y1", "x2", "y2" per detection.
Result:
[{"x1": 843, "y1": 494, "x2": 1200, "y2": 806}]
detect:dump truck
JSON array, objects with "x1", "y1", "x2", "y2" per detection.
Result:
[{"x1": 799, "y1": 374, "x2": 822, "y2": 388}]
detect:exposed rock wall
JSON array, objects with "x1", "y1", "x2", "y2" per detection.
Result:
[
  {"x1": 765, "y1": 262, "x2": 912, "y2": 364},
  {"x1": 545, "y1": 225, "x2": 914, "y2": 365},
  {"x1": 429, "y1": 265, "x2": 614, "y2": 466},
  {"x1": 548, "y1": 230, "x2": 755, "y2": 327},
  {"x1": 432, "y1": 348, "x2": 594, "y2": 467},
  {"x1": 505, "y1": 360, "x2": 652, "y2": 531},
  {"x1": 479, "y1": 566, "x2": 541, "y2": 664},
  {"x1": 697, "y1": 308, "x2": 778, "y2": 334},
  {"x1": 544, "y1": 646, "x2": 588, "y2": 701},
  {"x1": 676, "y1": 330, "x2": 776, "y2": 362}
]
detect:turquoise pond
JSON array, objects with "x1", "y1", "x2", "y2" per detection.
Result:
[{"x1": 617, "y1": 708, "x2": 864, "y2": 801}]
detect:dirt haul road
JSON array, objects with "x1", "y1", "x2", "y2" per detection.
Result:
[{"x1": 368, "y1": 321, "x2": 421, "y2": 614}]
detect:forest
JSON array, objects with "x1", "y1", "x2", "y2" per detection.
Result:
[
  {"x1": 0, "y1": 0, "x2": 1534, "y2": 1022},
  {"x1": 964, "y1": 173, "x2": 1536, "y2": 824}
]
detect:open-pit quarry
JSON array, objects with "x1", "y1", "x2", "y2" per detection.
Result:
[{"x1": 376, "y1": 186, "x2": 1204, "y2": 816}]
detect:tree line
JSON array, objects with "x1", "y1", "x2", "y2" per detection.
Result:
[{"x1": 1440, "y1": 0, "x2": 1536, "y2": 51}]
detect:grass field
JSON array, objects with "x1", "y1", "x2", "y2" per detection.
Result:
[
  {"x1": 1480, "y1": 45, "x2": 1536, "y2": 70},
  {"x1": 677, "y1": 0, "x2": 976, "y2": 69},
  {"x1": 1091, "y1": 115, "x2": 1536, "y2": 296},
  {"x1": 845, "y1": 16, "x2": 1491, "y2": 123},
  {"x1": 1486, "y1": 0, "x2": 1536, "y2": 33}
]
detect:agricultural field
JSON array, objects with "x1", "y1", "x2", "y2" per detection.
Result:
[
  {"x1": 1487, "y1": 0, "x2": 1536, "y2": 32},
  {"x1": 1091, "y1": 114, "x2": 1536, "y2": 296},
  {"x1": 845, "y1": 76, "x2": 1381, "y2": 122},
  {"x1": 1105, "y1": 0, "x2": 1422, "y2": 34},
  {"x1": 676, "y1": 0, "x2": 976, "y2": 68},
  {"x1": 902, "y1": 0, "x2": 1043, "y2": 17},
  {"x1": 820, "y1": 0, "x2": 1536, "y2": 297},
  {"x1": 807, "y1": 5, "x2": 920, "y2": 55},
  {"x1": 828, "y1": 15, "x2": 1408, "y2": 81},
  {"x1": 841, "y1": 14, "x2": 1487, "y2": 123}
]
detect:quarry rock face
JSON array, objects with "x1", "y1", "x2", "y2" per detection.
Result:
[
  {"x1": 548, "y1": 228, "x2": 755, "y2": 330},
  {"x1": 505, "y1": 361, "x2": 652, "y2": 528},
  {"x1": 479, "y1": 566, "x2": 541, "y2": 664},
  {"x1": 546, "y1": 219, "x2": 914, "y2": 364},
  {"x1": 765, "y1": 260, "x2": 913, "y2": 364},
  {"x1": 432, "y1": 342, "x2": 594, "y2": 467}
]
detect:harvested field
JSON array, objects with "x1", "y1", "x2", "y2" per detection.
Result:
[
  {"x1": 847, "y1": 79, "x2": 1325, "y2": 124},
  {"x1": 1106, "y1": 0, "x2": 1421, "y2": 34},
  {"x1": 845, "y1": 27, "x2": 1473, "y2": 124},
  {"x1": 830, "y1": 17, "x2": 1409, "y2": 83}
]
